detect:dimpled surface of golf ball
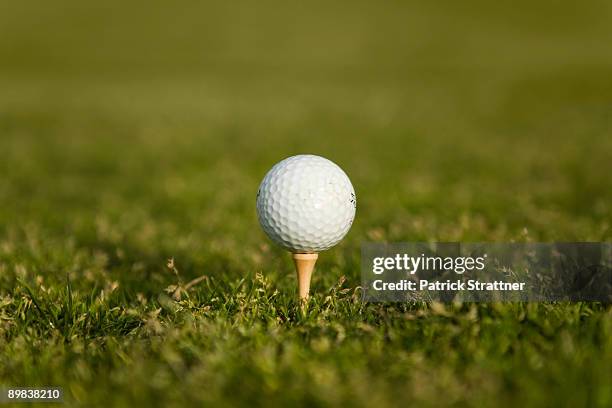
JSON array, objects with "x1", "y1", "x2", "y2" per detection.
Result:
[{"x1": 256, "y1": 155, "x2": 356, "y2": 253}]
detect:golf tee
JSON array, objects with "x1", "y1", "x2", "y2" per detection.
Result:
[{"x1": 292, "y1": 253, "x2": 318, "y2": 300}]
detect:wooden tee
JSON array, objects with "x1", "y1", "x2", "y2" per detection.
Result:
[{"x1": 292, "y1": 253, "x2": 319, "y2": 300}]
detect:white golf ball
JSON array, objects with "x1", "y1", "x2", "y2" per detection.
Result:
[{"x1": 256, "y1": 155, "x2": 356, "y2": 253}]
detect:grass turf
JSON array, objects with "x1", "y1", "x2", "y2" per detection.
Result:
[{"x1": 0, "y1": 1, "x2": 611, "y2": 406}]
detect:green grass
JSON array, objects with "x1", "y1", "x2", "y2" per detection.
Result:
[{"x1": 0, "y1": 1, "x2": 611, "y2": 406}]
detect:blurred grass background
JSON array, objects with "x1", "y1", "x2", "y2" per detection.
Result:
[{"x1": 0, "y1": 0, "x2": 611, "y2": 406}]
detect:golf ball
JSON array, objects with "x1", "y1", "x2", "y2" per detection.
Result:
[{"x1": 256, "y1": 154, "x2": 356, "y2": 253}]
